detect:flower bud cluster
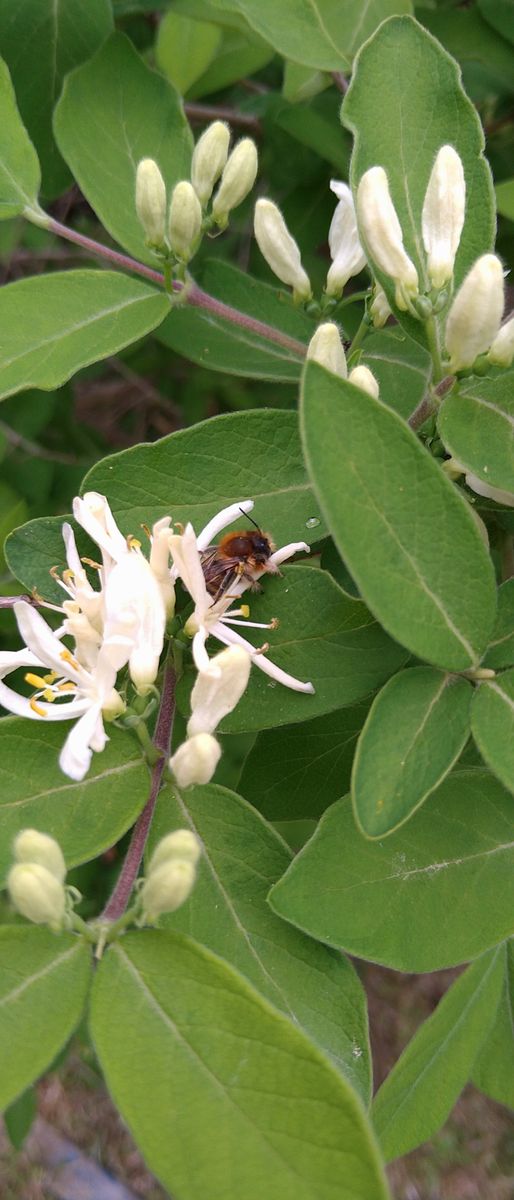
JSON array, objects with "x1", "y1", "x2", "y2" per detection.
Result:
[
  {"x1": 140, "y1": 829, "x2": 201, "y2": 923},
  {"x1": 7, "y1": 830, "x2": 68, "y2": 930}
]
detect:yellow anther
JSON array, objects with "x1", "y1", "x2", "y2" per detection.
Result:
[
  {"x1": 270, "y1": 617, "x2": 280, "y2": 630},
  {"x1": 50, "y1": 565, "x2": 61, "y2": 580},
  {"x1": 254, "y1": 641, "x2": 270, "y2": 656},
  {"x1": 81, "y1": 556, "x2": 102, "y2": 570},
  {"x1": 57, "y1": 681, "x2": 76, "y2": 692},
  {"x1": 29, "y1": 697, "x2": 47, "y2": 717},
  {"x1": 240, "y1": 604, "x2": 250, "y2": 619},
  {"x1": 62, "y1": 568, "x2": 75, "y2": 584},
  {"x1": 127, "y1": 535, "x2": 141, "y2": 551},
  {"x1": 41, "y1": 689, "x2": 57, "y2": 702},
  {"x1": 43, "y1": 672, "x2": 58, "y2": 684},
  {"x1": 140, "y1": 523, "x2": 151, "y2": 540},
  {"x1": 60, "y1": 648, "x2": 80, "y2": 670},
  {"x1": 25, "y1": 672, "x2": 51, "y2": 689},
  {"x1": 174, "y1": 521, "x2": 185, "y2": 534}
]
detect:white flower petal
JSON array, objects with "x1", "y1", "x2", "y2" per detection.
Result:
[
  {"x1": 269, "y1": 542, "x2": 310, "y2": 568},
  {"x1": 169, "y1": 524, "x2": 210, "y2": 612},
  {"x1": 196, "y1": 500, "x2": 254, "y2": 552},
  {"x1": 59, "y1": 703, "x2": 104, "y2": 780},
  {"x1": 73, "y1": 493, "x2": 127, "y2": 565},
  {"x1": 14, "y1": 602, "x2": 84, "y2": 685},
  {"x1": 212, "y1": 623, "x2": 314, "y2": 693}
]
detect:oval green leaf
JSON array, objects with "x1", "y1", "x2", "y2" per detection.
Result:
[
  {"x1": 352, "y1": 667, "x2": 472, "y2": 838},
  {"x1": 0, "y1": 928, "x2": 90, "y2": 1110},
  {"x1": 471, "y1": 669, "x2": 514, "y2": 795},
  {"x1": 301, "y1": 362, "x2": 496, "y2": 671},
  {"x1": 438, "y1": 375, "x2": 514, "y2": 494},
  {"x1": 90, "y1": 933, "x2": 391, "y2": 1200},
  {"x1": 0, "y1": 57, "x2": 41, "y2": 219},
  {"x1": 270, "y1": 770, "x2": 514, "y2": 971},
  {"x1": 54, "y1": 33, "x2": 193, "y2": 263},
  {"x1": 472, "y1": 940, "x2": 514, "y2": 1110},
  {"x1": 483, "y1": 579, "x2": 514, "y2": 669},
  {"x1": 0, "y1": 270, "x2": 169, "y2": 402},
  {"x1": 150, "y1": 782, "x2": 371, "y2": 1100}
]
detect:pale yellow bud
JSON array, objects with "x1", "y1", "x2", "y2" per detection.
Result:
[
  {"x1": 140, "y1": 859, "x2": 196, "y2": 923},
  {"x1": 135, "y1": 158, "x2": 166, "y2": 247},
  {"x1": 101, "y1": 689, "x2": 126, "y2": 721},
  {"x1": 168, "y1": 181, "x2": 202, "y2": 262},
  {"x1": 169, "y1": 732, "x2": 221, "y2": 787},
  {"x1": 212, "y1": 138, "x2": 258, "y2": 228},
  {"x1": 357, "y1": 167, "x2": 418, "y2": 309},
  {"x1": 445, "y1": 254, "x2": 504, "y2": 371},
  {"x1": 7, "y1": 863, "x2": 65, "y2": 929},
  {"x1": 370, "y1": 282, "x2": 392, "y2": 328},
  {"x1": 348, "y1": 364, "x2": 380, "y2": 399},
  {"x1": 191, "y1": 121, "x2": 230, "y2": 207},
  {"x1": 422, "y1": 145, "x2": 466, "y2": 289},
  {"x1": 13, "y1": 829, "x2": 66, "y2": 883},
  {"x1": 254, "y1": 198, "x2": 312, "y2": 302},
  {"x1": 306, "y1": 323, "x2": 347, "y2": 378},
  {"x1": 148, "y1": 829, "x2": 201, "y2": 875},
  {"x1": 488, "y1": 313, "x2": 514, "y2": 367}
]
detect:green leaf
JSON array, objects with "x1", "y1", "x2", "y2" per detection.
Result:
[
  {"x1": 372, "y1": 947, "x2": 504, "y2": 1160},
  {"x1": 4, "y1": 1086, "x2": 36, "y2": 1149},
  {"x1": 269, "y1": 93, "x2": 350, "y2": 174},
  {"x1": 472, "y1": 940, "x2": 514, "y2": 1109},
  {"x1": 269, "y1": 770, "x2": 514, "y2": 971},
  {"x1": 359, "y1": 327, "x2": 432, "y2": 420},
  {"x1": 189, "y1": 27, "x2": 273, "y2": 98},
  {"x1": 0, "y1": 928, "x2": 90, "y2": 1110},
  {"x1": 282, "y1": 63, "x2": 331, "y2": 104},
  {"x1": 156, "y1": 9, "x2": 222, "y2": 94},
  {"x1": 478, "y1": 0, "x2": 514, "y2": 46},
  {"x1": 496, "y1": 177, "x2": 514, "y2": 222},
  {"x1": 54, "y1": 33, "x2": 193, "y2": 263},
  {"x1": 0, "y1": 270, "x2": 169, "y2": 402},
  {"x1": 471, "y1": 670, "x2": 514, "y2": 795},
  {"x1": 343, "y1": 15, "x2": 495, "y2": 342},
  {"x1": 438, "y1": 375, "x2": 514, "y2": 494},
  {"x1": 0, "y1": 57, "x2": 41, "y2": 219},
  {"x1": 157, "y1": 260, "x2": 312, "y2": 382},
  {"x1": 0, "y1": 718, "x2": 149, "y2": 884},
  {"x1": 301, "y1": 363, "x2": 496, "y2": 671},
  {"x1": 352, "y1": 668, "x2": 472, "y2": 838},
  {"x1": 210, "y1": 0, "x2": 412, "y2": 72},
  {"x1": 239, "y1": 703, "x2": 370, "y2": 820},
  {"x1": 483, "y1": 580, "x2": 514, "y2": 669},
  {"x1": 0, "y1": 482, "x2": 28, "y2": 569},
  {"x1": 91, "y1": 932, "x2": 391, "y2": 1200},
  {"x1": 420, "y1": 7, "x2": 514, "y2": 91},
  {"x1": 0, "y1": 0, "x2": 113, "y2": 199},
  {"x1": 150, "y1": 783, "x2": 371, "y2": 1100}
]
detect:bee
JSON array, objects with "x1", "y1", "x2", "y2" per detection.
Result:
[{"x1": 201, "y1": 511, "x2": 275, "y2": 603}]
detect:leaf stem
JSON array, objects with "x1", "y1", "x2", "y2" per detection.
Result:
[
  {"x1": 184, "y1": 101, "x2": 260, "y2": 133},
  {"x1": 424, "y1": 315, "x2": 444, "y2": 383},
  {"x1": 45, "y1": 216, "x2": 167, "y2": 286},
  {"x1": 101, "y1": 655, "x2": 176, "y2": 922},
  {"x1": 347, "y1": 315, "x2": 370, "y2": 358}
]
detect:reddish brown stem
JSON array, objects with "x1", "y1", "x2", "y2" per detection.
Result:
[{"x1": 185, "y1": 102, "x2": 260, "y2": 133}]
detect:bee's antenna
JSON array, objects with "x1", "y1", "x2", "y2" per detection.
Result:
[{"x1": 239, "y1": 507, "x2": 262, "y2": 532}]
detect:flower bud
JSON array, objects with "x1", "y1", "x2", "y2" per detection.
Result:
[
  {"x1": 187, "y1": 645, "x2": 251, "y2": 737},
  {"x1": 148, "y1": 829, "x2": 201, "y2": 875},
  {"x1": 140, "y1": 859, "x2": 196, "y2": 923},
  {"x1": 13, "y1": 829, "x2": 66, "y2": 883},
  {"x1": 357, "y1": 166, "x2": 418, "y2": 310},
  {"x1": 101, "y1": 688, "x2": 126, "y2": 721},
  {"x1": 488, "y1": 313, "x2": 514, "y2": 367},
  {"x1": 254, "y1": 198, "x2": 311, "y2": 302},
  {"x1": 211, "y1": 138, "x2": 258, "y2": 228},
  {"x1": 135, "y1": 158, "x2": 166, "y2": 247},
  {"x1": 464, "y1": 471, "x2": 514, "y2": 508},
  {"x1": 370, "y1": 282, "x2": 392, "y2": 329},
  {"x1": 168, "y1": 181, "x2": 202, "y2": 262},
  {"x1": 445, "y1": 254, "x2": 504, "y2": 371},
  {"x1": 191, "y1": 120, "x2": 230, "y2": 207},
  {"x1": 348, "y1": 364, "x2": 379, "y2": 399},
  {"x1": 169, "y1": 732, "x2": 221, "y2": 787},
  {"x1": 7, "y1": 863, "x2": 65, "y2": 928},
  {"x1": 422, "y1": 145, "x2": 465, "y2": 289},
  {"x1": 306, "y1": 323, "x2": 347, "y2": 378},
  {"x1": 325, "y1": 180, "x2": 367, "y2": 297}
]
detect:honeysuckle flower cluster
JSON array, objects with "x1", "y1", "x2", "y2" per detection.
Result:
[
  {"x1": 135, "y1": 121, "x2": 258, "y2": 268},
  {"x1": 0, "y1": 494, "x2": 313, "y2": 786}
]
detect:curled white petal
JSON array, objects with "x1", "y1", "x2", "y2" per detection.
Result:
[{"x1": 196, "y1": 500, "x2": 254, "y2": 552}]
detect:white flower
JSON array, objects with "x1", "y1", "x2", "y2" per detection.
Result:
[
  {"x1": 422, "y1": 145, "x2": 465, "y2": 289},
  {"x1": 488, "y1": 312, "x2": 514, "y2": 367},
  {"x1": 169, "y1": 732, "x2": 221, "y2": 787},
  {"x1": 357, "y1": 166, "x2": 418, "y2": 310},
  {"x1": 307, "y1": 323, "x2": 347, "y2": 378},
  {"x1": 325, "y1": 180, "x2": 367, "y2": 297},
  {"x1": 254, "y1": 199, "x2": 312, "y2": 302},
  {"x1": 348, "y1": 364, "x2": 379, "y2": 399},
  {"x1": 445, "y1": 254, "x2": 504, "y2": 371},
  {"x1": 187, "y1": 645, "x2": 251, "y2": 736},
  {"x1": 168, "y1": 501, "x2": 314, "y2": 693},
  {"x1": 103, "y1": 549, "x2": 167, "y2": 693},
  {"x1": 0, "y1": 602, "x2": 126, "y2": 781}
]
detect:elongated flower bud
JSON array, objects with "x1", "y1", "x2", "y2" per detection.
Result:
[
  {"x1": 488, "y1": 313, "x2": 514, "y2": 367},
  {"x1": 445, "y1": 254, "x2": 504, "y2": 371},
  {"x1": 14, "y1": 829, "x2": 66, "y2": 883},
  {"x1": 140, "y1": 859, "x2": 196, "y2": 923},
  {"x1": 135, "y1": 158, "x2": 166, "y2": 247},
  {"x1": 348, "y1": 364, "x2": 379, "y2": 399},
  {"x1": 370, "y1": 282, "x2": 392, "y2": 329},
  {"x1": 325, "y1": 180, "x2": 367, "y2": 297},
  {"x1": 422, "y1": 145, "x2": 466, "y2": 289},
  {"x1": 191, "y1": 121, "x2": 230, "y2": 207},
  {"x1": 148, "y1": 830, "x2": 201, "y2": 875},
  {"x1": 187, "y1": 645, "x2": 251, "y2": 737},
  {"x1": 254, "y1": 198, "x2": 311, "y2": 302},
  {"x1": 168, "y1": 181, "x2": 202, "y2": 262},
  {"x1": 8, "y1": 863, "x2": 65, "y2": 928},
  {"x1": 212, "y1": 138, "x2": 258, "y2": 228},
  {"x1": 307, "y1": 323, "x2": 347, "y2": 378},
  {"x1": 357, "y1": 167, "x2": 418, "y2": 310},
  {"x1": 169, "y1": 732, "x2": 221, "y2": 787}
]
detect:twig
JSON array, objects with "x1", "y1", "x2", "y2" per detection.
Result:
[
  {"x1": 185, "y1": 101, "x2": 261, "y2": 134},
  {"x1": 332, "y1": 71, "x2": 349, "y2": 94},
  {"x1": 0, "y1": 418, "x2": 81, "y2": 464},
  {"x1": 407, "y1": 393, "x2": 437, "y2": 431},
  {"x1": 101, "y1": 658, "x2": 176, "y2": 922}
]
